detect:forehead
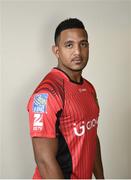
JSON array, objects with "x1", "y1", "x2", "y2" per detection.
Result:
[{"x1": 59, "y1": 28, "x2": 88, "y2": 42}]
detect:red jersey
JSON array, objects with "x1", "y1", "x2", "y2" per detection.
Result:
[{"x1": 27, "y1": 68, "x2": 100, "y2": 179}]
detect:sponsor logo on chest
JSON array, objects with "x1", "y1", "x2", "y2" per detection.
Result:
[{"x1": 73, "y1": 119, "x2": 98, "y2": 136}]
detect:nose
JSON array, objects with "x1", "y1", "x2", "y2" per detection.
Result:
[{"x1": 74, "y1": 45, "x2": 81, "y2": 55}]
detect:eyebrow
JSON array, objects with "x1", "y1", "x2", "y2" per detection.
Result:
[
  {"x1": 80, "y1": 40, "x2": 89, "y2": 43},
  {"x1": 64, "y1": 39, "x2": 88, "y2": 45},
  {"x1": 64, "y1": 40, "x2": 74, "y2": 45}
]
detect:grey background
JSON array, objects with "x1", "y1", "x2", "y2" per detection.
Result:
[{"x1": 0, "y1": 0, "x2": 131, "y2": 178}]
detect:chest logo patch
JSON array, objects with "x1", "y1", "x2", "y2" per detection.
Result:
[{"x1": 33, "y1": 93, "x2": 48, "y2": 113}]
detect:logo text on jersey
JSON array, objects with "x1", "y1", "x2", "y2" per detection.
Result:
[
  {"x1": 73, "y1": 119, "x2": 98, "y2": 136},
  {"x1": 33, "y1": 113, "x2": 43, "y2": 131},
  {"x1": 33, "y1": 93, "x2": 48, "y2": 113},
  {"x1": 78, "y1": 88, "x2": 87, "y2": 93}
]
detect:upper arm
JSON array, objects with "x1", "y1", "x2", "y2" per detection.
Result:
[
  {"x1": 96, "y1": 135, "x2": 100, "y2": 147},
  {"x1": 27, "y1": 89, "x2": 64, "y2": 178},
  {"x1": 32, "y1": 137, "x2": 58, "y2": 164}
]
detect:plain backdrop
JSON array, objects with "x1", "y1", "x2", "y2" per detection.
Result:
[{"x1": 0, "y1": 0, "x2": 131, "y2": 179}]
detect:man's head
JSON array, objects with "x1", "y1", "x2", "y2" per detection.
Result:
[
  {"x1": 54, "y1": 18, "x2": 87, "y2": 45},
  {"x1": 52, "y1": 18, "x2": 89, "y2": 73}
]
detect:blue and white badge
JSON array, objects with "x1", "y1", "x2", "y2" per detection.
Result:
[{"x1": 33, "y1": 94, "x2": 48, "y2": 113}]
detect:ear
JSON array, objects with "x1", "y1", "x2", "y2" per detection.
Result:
[{"x1": 52, "y1": 45, "x2": 60, "y2": 59}]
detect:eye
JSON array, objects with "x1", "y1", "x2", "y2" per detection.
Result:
[
  {"x1": 65, "y1": 43, "x2": 73, "y2": 48},
  {"x1": 80, "y1": 42, "x2": 88, "y2": 48}
]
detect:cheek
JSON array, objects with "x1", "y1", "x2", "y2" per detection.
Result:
[
  {"x1": 82, "y1": 49, "x2": 89, "y2": 58},
  {"x1": 60, "y1": 50, "x2": 71, "y2": 60}
]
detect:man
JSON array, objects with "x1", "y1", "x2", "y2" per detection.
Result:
[{"x1": 27, "y1": 18, "x2": 104, "y2": 179}]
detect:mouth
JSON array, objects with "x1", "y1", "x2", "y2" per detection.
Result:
[{"x1": 72, "y1": 57, "x2": 83, "y2": 64}]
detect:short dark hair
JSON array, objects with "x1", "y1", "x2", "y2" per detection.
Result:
[{"x1": 54, "y1": 18, "x2": 86, "y2": 45}]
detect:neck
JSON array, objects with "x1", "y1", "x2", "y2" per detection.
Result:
[{"x1": 57, "y1": 65, "x2": 82, "y2": 83}]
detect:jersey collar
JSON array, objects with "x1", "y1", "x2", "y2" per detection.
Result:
[{"x1": 52, "y1": 67, "x2": 84, "y2": 85}]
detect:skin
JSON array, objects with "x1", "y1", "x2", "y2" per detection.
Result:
[
  {"x1": 32, "y1": 138, "x2": 64, "y2": 179},
  {"x1": 32, "y1": 28, "x2": 104, "y2": 179},
  {"x1": 52, "y1": 28, "x2": 89, "y2": 83},
  {"x1": 94, "y1": 136, "x2": 104, "y2": 179}
]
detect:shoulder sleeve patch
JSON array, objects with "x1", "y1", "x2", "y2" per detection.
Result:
[{"x1": 33, "y1": 93, "x2": 48, "y2": 113}]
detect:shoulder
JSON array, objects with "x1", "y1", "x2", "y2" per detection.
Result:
[
  {"x1": 28, "y1": 70, "x2": 65, "y2": 108},
  {"x1": 34, "y1": 70, "x2": 64, "y2": 95},
  {"x1": 84, "y1": 78, "x2": 96, "y2": 93},
  {"x1": 27, "y1": 69, "x2": 65, "y2": 112}
]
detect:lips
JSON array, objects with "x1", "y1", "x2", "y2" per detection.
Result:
[{"x1": 72, "y1": 57, "x2": 82, "y2": 63}]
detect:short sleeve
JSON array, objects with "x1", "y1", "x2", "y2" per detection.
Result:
[{"x1": 27, "y1": 91, "x2": 62, "y2": 138}]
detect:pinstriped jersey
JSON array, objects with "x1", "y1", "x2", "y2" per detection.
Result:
[{"x1": 27, "y1": 68, "x2": 100, "y2": 179}]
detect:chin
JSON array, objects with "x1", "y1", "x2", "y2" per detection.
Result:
[
  {"x1": 72, "y1": 64, "x2": 87, "y2": 72},
  {"x1": 71, "y1": 67, "x2": 85, "y2": 72}
]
